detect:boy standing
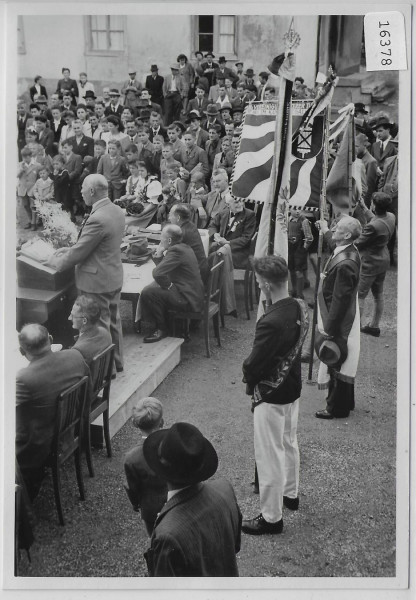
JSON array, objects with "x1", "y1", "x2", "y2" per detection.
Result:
[
  {"x1": 17, "y1": 148, "x2": 39, "y2": 228},
  {"x1": 287, "y1": 208, "x2": 313, "y2": 299},
  {"x1": 97, "y1": 139, "x2": 129, "y2": 201}
]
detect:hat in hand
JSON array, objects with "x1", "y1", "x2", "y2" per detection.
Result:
[
  {"x1": 143, "y1": 422, "x2": 218, "y2": 485},
  {"x1": 314, "y1": 330, "x2": 347, "y2": 368}
]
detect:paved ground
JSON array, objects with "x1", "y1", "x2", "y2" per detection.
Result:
[{"x1": 16, "y1": 262, "x2": 398, "y2": 579}]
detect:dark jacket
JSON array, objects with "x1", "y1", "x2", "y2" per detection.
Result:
[
  {"x1": 243, "y1": 297, "x2": 302, "y2": 404},
  {"x1": 72, "y1": 325, "x2": 112, "y2": 368},
  {"x1": 37, "y1": 128, "x2": 55, "y2": 157},
  {"x1": 56, "y1": 78, "x2": 79, "y2": 99},
  {"x1": 180, "y1": 220, "x2": 209, "y2": 282},
  {"x1": 124, "y1": 439, "x2": 168, "y2": 523},
  {"x1": 153, "y1": 243, "x2": 204, "y2": 312},
  {"x1": 208, "y1": 207, "x2": 256, "y2": 269},
  {"x1": 67, "y1": 135, "x2": 94, "y2": 160},
  {"x1": 145, "y1": 74, "x2": 165, "y2": 106},
  {"x1": 355, "y1": 212, "x2": 395, "y2": 275},
  {"x1": 370, "y1": 140, "x2": 397, "y2": 170},
  {"x1": 145, "y1": 478, "x2": 241, "y2": 577},
  {"x1": 29, "y1": 84, "x2": 48, "y2": 101}
]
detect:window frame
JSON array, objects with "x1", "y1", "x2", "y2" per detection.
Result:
[
  {"x1": 84, "y1": 15, "x2": 127, "y2": 57},
  {"x1": 193, "y1": 15, "x2": 238, "y2": 60}
]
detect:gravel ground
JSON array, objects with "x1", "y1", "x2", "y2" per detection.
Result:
[{"x1": 16, "y1": 265, "x2": 398, "y2": 579}]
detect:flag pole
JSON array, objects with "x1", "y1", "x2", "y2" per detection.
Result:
[{"x1": 307, "y1": 103, "x2": 330, "y2": 381}]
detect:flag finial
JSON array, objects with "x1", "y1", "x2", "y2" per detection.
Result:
[{"x1": 283, "y1": 20, "x2": 301, "y2": 52}]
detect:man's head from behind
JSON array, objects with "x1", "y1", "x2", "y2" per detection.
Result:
[
  {"x1": 132, "y1": 397, "x2": 164, "y2": 434},
  {"x1": 252, "y1": 255, "x2": 288, "y2": 297},
  {"x1": 19, "y1": 324, "x2": 52, "y2": 360},
  {"x1": 160, "y1": 224, "x2": 183, "y2": 250},
  {"x1": 81, "y1": 174, "x2": 109, "y2": 206}
]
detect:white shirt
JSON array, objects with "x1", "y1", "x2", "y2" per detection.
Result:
[{"x1": 170, "y1": 77, "x2": 177, "y2": 92}]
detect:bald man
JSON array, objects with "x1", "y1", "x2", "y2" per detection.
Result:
[
  {"x1": 315, "y1": 216, "x2": 362, "y2": 419},
  {"x1": 47, "y1": 174, "x2": 125, "y2": 371},
  {"x1": 16, "y1": 324, "x2": 89, "y2": 499}
]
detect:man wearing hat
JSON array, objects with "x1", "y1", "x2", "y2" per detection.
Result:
[
  {"x1": 243, "y1": 68, "x2": 258, "y2": 94},
  {"x1": 234, "y1": 60, "x2": 245, "y2": 84},
  {"x1": 314, "y1": 216, "x2": 362, "y2": 420},
  {"x1": 213, "y1": 56, "x2": 239, "y2": 87},
  {"x1": 200, "y1": 52, "x2": 219, "y2": 88},
  {"x1": 354, "y1": 103, "x2": 375, "y2": 144},
  {"x1": 78, "y1": 72, "x2": 95, "y2": 102},
  {"x1": 202, "y1": 104, "x2": 224, "y2": 135},
  {"x1": 185, "y1": 109, "x2": 209, "y2": 149},
  {"x1": 257, "y1": 71, "x2": 270, "y2": 100},
  {"x1": 84, "y1": 90, "x2": 97, "y2": 111},
  {"x1": 105, "y1": 89, "x2": 124, "y2": 117},
  {"x1": 121, "y1": 70, "x2": 143, "y2": 104},
  {"x1": 145, "y1": 65, "x2": 164, "y2": 108},
  {"x1": 162, "y1": 64, "x2": 185, "y2": 126},
  {"x1": 143, "y1": 422, "x2": 242, "y2": 576},
  {"x1": 370, "y1": 116, "x2": 397, "y2": 171},
  {"x1": 187, "y1": 84, "x2": 209, "y2": 115}
]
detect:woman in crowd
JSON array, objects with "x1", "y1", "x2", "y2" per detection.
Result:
[
  {"x1": 177, "y1": 54, "x2": 195, "y2": 114},
  {"x1": 119, "y1": 161, "x2": 162, "y2": 228},
  {"x1": 101, "y1": 115, "x2": 127, "y2": 150}
]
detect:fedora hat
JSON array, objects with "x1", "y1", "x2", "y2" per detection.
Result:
[
  {"x1": 205, "y1": 51, "x2": 215, "y2": 58},
  {"x1": 219, "y1": 102, "x2": 232, "y2": 112},
  {"x1": 204, "y1": 104, "x2": 220, "y2": 117},
  {"x1": 185, "y1": 109, "x2": 202, "y2": 123},
  {"x1": 218, "y1": 56, "x2": 227, "y2": 63},
  {"x1": 314, "y1": 330, "x2": 347, "y2": 368},
  {"x1": 143, "y1": 422, "x2": 218, "y2": 485},
  {"x1": 354, "y1": 102, "x2": 368, "y2": 115},
  {"x1": 150, "y1": 64, "x2": 158, "y2": 72},
  {"x1": 84, "y1": 90, "x2": 97, "y2": 99},
  {"x1": 374, "y1": 116, "x2": 393, "y2": 129},
  {"x1": 231, "y1": 106, "x2": 244, "y2": 115},
  {"x1": 244, "y1": 68, "x2": 255, "y2": 77},
  {"x1": 138, "y1": 108, "x2": 151, "y2": 119},
  {"x1": 172, "y1": 120, "x2": 187, "y2": 133},
  {"x1": 170, "y1": 63, "x2": 180, "y2": 70},
  {"x1": 109, "y1": 88, "x2": 121, "y2": 96},
  {"x1": 36, "y1": 95, "x2": 48, "y2": 104},
  {"x1": 235, "y1": 59, "x2": 243, "y2": 66}
]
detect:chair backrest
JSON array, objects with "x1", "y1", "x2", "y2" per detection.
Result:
[
  {"x1": 90, "y1": 344, "x2": 115, "y2": 401},
  {"x1": 207, "y1": 253, "x2": 224, "y2": 305},
  {"x1": 52, "y1": 375, "x2": 89, "y2": 463}
]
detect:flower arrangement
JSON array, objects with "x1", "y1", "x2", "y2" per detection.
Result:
[{"x1": 34, "y1": 200, "x2": 78, "y2": 249}]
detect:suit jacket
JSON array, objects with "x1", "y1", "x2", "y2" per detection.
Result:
[
  {"x1": 378, "y1": 155, "x2": 398, "y2": 206},
  {"x1": 361, "y1": 151, "x2": 378, "y2": 205},
  {"x1": 56, "y1": 77, "x2": 79, "y2": 99},
  {"x1": 321, "y1": 237, "x2": 361, "y2": 338},
  {"x1": 212, "y1": 66, "x2": 239, "y2": 86},
  {"x1": 152, "y1": 243, "x2": 204, "y2": 312},
  {"x1": 72, "y1": 325, "x2": 112, "y2": 368},
  {"x1": 124, "y1": 440, "x2": 168, "y2": 522},
  {"x1": 67, "y1": 135, "x2": 94, "y2": 159},
  {"x1": 37, "y1": 128, "x2": 55, "y2": 156},
  {"x1": 243, "y1": 297, "x2": 302, "y2": 404},
  {"x1": 16, "y1": 349, "x2": 89, "y2": 472},
  {"x1": 121, "y1": 78, "x2": 143, "y2": 101},
  {"x1": 145, "y1": 74, "x2": 165, "y2": 105},
  {"x1": 209, "y1": 207, "x2": 256, "y2": 269},
  {"x1": 197, "y1": 190, "x2": 229, "y2": 225},
  {"x1": 29, "y1": 84, "x2": 48, "y2": 101},
  {"x1": 104, "y1": 104, "x2": 124, "y2": 118},
  {"x1": 179, "y1": 145, "x2": 209, "y2": 179},
  {"x1": 121, "y1": 133, "x2": 141, "y2": 152},
  {"x1": 201, "y1": 117, "x2": 225, "y2": 137},
  {"x1": 17, "y1": 161, "x2": 39, "y2": 196},
  {"x1": 97, "y1": 154, "x2": 129, "y2": 188},
  {"x1": 49, "y1": 118, "x2": 66, "y2": 144},
  {"x1": 370, "y1": 139, "x2": 397, "y2": 170},
  {"x1": 162, "y1": 74, "x2": 185, "y2": 98},
  {"x1": 355, "y1": 212, "x2": 395, "y2": 275},
  {"x1": 145, "y1": 478, "x2": 241, "y2": 577},
  {"x1": 148, "y1": 125, "x2": 168, "y2": 143},
  {"x1": 200, "y1": 61, "x2": 219, "y2": 88},
  {"x1": 65, "y1": 153, "x2": 83, "y2": 185},
  {"x1": 194, "y1": 127, "x2": 209, "y2": 150},
  {"x1": 52, "y1": 198, "x2": 125, "y2": 293},
  {"x1": 180, "y1": 220, "x2": 209, "y2": 282},
  {"x1": 209, "y1": 86, "x2": 238, "y2": 103},
  {"x1": 187, "y1": 97, "x2": 209, "y2": 116},
  {"x1": 17, "y1": 114, "x2": 30, "y2": 149}
]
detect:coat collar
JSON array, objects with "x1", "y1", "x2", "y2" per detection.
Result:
[{"x1": 155, "y1": 483, "x2": 203, "y2": 525}]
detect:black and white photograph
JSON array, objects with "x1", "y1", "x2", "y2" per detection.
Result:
[{"x1": 2, "y1": 1, "x2": 413, "y2": 595}]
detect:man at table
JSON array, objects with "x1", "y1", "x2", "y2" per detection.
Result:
[
  {"x1": 168, "y1": 203, "x2": 209, "y2": 283},
  {"x1": 46, "y1": 174, "x2": 125, "y2": 372},
  {"x1": 140, "y1": 224, "x2": 205, "y2": 343}
]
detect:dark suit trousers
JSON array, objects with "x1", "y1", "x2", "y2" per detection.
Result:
[
  {"x1": 326, "y1": 370, "x2": 355, "y2": 417},
  {"x1": 78, "y1": 288, "x2": 124, "y2": 370},
  {"x1": 140, "y1": 282, "x2": 190, "y2": 331},
  {"x1": 163, "y1": 93, "x2": 182, "y2": 126}
]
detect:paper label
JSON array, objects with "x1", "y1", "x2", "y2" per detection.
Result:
[{"x1": 364, "y1": 11, "x2": 407, "y2": 71}]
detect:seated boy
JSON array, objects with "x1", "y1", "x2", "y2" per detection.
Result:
[{"x1": 123, "y1": 397, "x2": 168, "y2": 536}]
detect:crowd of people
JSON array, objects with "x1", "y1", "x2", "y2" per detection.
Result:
[{"x1": 15, "y1": 55, "x2": 399, "y2": 576}]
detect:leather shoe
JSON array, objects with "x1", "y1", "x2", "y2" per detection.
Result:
[
  {"x1": 144, "y1": 329, "x2": 166, "y2": 343},
  {"x1": 116, "y1": 366, "x2": 124, "y2": 373},
  {"x1": 360, "y1": 325, "x2": 380, "y2": 337},
  {"x1": 283, "y1": 496, "x2": 299, "y2": 510},
  {"x1": 315, "y1": 409, "x2": 334, "y2": 420},
  {"x1": 242, "y1": 514, "x2": 283, "y2": 535}
]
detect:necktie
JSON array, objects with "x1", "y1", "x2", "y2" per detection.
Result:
[
  {"x1": 130, "y1": 137, "x2": 134, "y2": 143},
  {"x1": 199, "y1": 100, "x2": 202, "y2": 108}
]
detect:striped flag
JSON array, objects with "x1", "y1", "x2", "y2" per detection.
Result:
[
  {"x1": 326, "y1": 113, "x2": 358, "y2": 215},
  {"x1": 230, "y1": 102, "x2": 277, "y2": 202}
]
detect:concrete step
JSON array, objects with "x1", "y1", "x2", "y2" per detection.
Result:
[{"x1": 91, "y1": 333, "x2": 183, "y2": 445}]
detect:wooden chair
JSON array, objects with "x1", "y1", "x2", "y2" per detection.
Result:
[
  {"x1": 45, "y1": 375, "x2": 89, "y2": 526},
  {"x1": 85, "y1": 344, "x2": 115, "y2": 478},
  {"x1": 169, "y1": 254, "x2": 224, "y2": 357},
  {"x1": 233, "y1": 231, "x2": 258, "y2": 320}
]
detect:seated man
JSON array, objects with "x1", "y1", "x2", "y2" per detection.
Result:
[
  {"x1": 168, "y1": 203, "x2": 209, "y2": 283},
  {"x1": 16, "y1": 324, "x2": 89, "y2": 500},
  {"x1": 69, "y1": 295, "x2": 112, "y2": 367},
  {"x1": 140, "y1": 224, "x2": 205, "y2": 343},
  {"x1": 193, "y1": 168, "x2": 231, "y2": 228}
]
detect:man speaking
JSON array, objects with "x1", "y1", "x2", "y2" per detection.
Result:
[{"x1": 48, "y1": 174, "x2": 125, "y2": 372}]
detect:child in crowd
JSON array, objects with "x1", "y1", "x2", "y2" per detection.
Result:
[
  {"x1": 187, "y1": 170, "x2": 209, "y2": 226},
  {"x1": 151, "y1": 134, "x2": 164, "y2": 179},
  {"x1": 212, "y1": 135, "x2": 232, "y2": 171},
  {"x1": 17, "y1": 147, "x2": 39, "y2": 229},
  {"x1": 34, "y1": 143, "x2": 54, "y2": 172},
  {"x1": 97, "y1": 139, "x2": 129, "y2": 201},
  {"x1": 117, "y1": 161, "x2": 145, "y2": 208},
  {"x1": 287, "y1": 207, "x2": 313, "y2": 299},
  {"x1": 166, "y1": 164, "x2": 187, "y2": 201},
  {"x1": 123, "y1": 397, "x2": 167, "y2": 536},
  {"x1": 31, "y1": 166, "x2": 54, "y2": 230},
  {"x1": 157, "y1": 184, "x2": 179, "y2": 224},
  {"x1": 160, "y1": 142, "x2": 182, "y2": 187},
  {"x1": 81, "y1": 139, "x2": 106, "y2": 181},
  {"x1": 51, "y1": 154, "x2": 71, "y2": 214},
  {"x1": 60, "y1": 139, "x2": 83, "y2": 218}
]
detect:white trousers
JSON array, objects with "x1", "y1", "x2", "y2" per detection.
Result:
[{"x1": 253, "y1": 399, "x2": 300, "y2": 523}]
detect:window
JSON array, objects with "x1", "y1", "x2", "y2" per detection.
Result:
[
  {"x1": 195, "y1": 15, "x2": 237, "y2": 57},
  {"x1": 85, "y1": 15, "x2": 125, "y2": 54}
]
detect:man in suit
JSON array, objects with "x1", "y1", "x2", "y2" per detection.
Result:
[
  {"x1": 121, "y1": 120, "x2": 141, "y2": 152},
  {"x1": 145, "y1": 65, "x2": 164, "y2": 108},
  {"x1": 168, "y1": 203, "x2": 209, "y2": 282},
  {"x1": 105, "y1": 89, "x2": 124, "y2": 117},
  {"x1": 49, "y1": 106, "x2": 66, "y2": 147},
  {"x1": 61, "y1": 138, "x2": 83, "y2": 216},
  {"x1": 29, "y1": 75, "x2": 48, "y2": 102},
  {"x1": 68, "y1": 119, "x2": 94, "y2": 159},
  {"x1": 162, "y1": 64, "x2": 185, "y2": 126},
  {"x1": 148, "y1": 112, "x2": 168, "y2": 142},
  {"x1": 370, "y1": 117, "x2": 397, "y2": 171},
  {"x1": 355, "y1": 133, "x2": 378, "y2": 207},
  {"x1": 378, "y1": 154, "x2": 398, "y2": 264},
  {"x1": 34, "y1": 115, "x2": 55, "y2": 156},
  {"x1": 213, "y1": 57, "x2": 239, "y2": 87},
  {"x1": 167, "y1": 124, "x2": 185, "y2": 161},
  {"x1": 140, "y1": 224, "x2": 205, "y2": 343},
  {"x1": 202, "y1": 104, "x2": 225, "y2": 136},
  {"x1": 208, "y1": 196, "x2": 256, "y2": 269},
  {"x1": 17, "y1": 101, "x2": 30, "y2": 159},
  {"x1": 16, "y1": 323, "x2": 89, "y2": 500},
  {"x1": 354, "y1": 102, "x2": 375, "y2": 144},
  {"x1": 185, "y1": 109, "x2": 209, "y2": 150},
  {"x1": 136, "y1": 89, "x2": 163, "y2": 117},
  {"x1": 315, "y1": 216, "x2": 362, "y2": 419},
  {"x1": 69, "y1": 295, "x2": 112, "y2": 368},
  {"x1": 194, "y1": 168, "x2": 231, "y2": 228},
  {"x1": 187, "y1": 85, "x2": 209, "y2": 115},
  {"x1": 121, "y1": 70, "x2": 143, "y2": 104},
  {"x1": 200, "y1": 52, "x2": 219, "y2": 88},
  {"x1": 143, "y1": 422, "x2": 242, "y2": 576},
  {"x1": 178, "y1": 130, "x2": 210, "y2": 180},
  {"x1": 124, "y1": 397, "x2": 168, "y2": 536},
  {"x1": 56, "y1": 67, "x2": 79, "y2": 101},
  {"x1": 47, "y1": 175, "x2": 125, "y2": 372},
  {"x1": 241, "y1": 255, "x2": 308, "y2": 535}
]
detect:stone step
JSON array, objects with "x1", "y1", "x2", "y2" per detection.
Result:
[{"x1": 91, "y1": 333, "x2": 183, "y2": 446}]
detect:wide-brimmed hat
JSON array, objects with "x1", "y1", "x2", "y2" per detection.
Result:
[
  {"x1": 170, "y1": 63, "x2": 180, "y2": 70},
  {"x1": 150, "y1": 64, "x2": 158, "y2": 72},
  {"x1": 374, "y1": 116, "x2": 393, "y2": 129},
  {"x1": 84, "y1": 90, "x2": 97, "y2": 100},
  {"x1": 218, "y1": 56, "x2": 227, "y2": 64},
  {"x1": 125, "y1": 238, "x2": 152, "y2": 263},
  {"x1": 231, "y1": 106, "x2": 244, "y2": 115},
  {"x1": 235, "y1": 59, "x2": 243, "y2": 66},
  {"x1": 259, "y1": 71, "x2": 269, "y2": 79},
  {"x1": 109, "y1": 88, "x2": 121, "y2": 96},
  {"x1": 172, "y1": 120, "x2": 187, "y2": 133},
  {"x1": 244, "y1": 68, "x2": 255, "y2": 77},
  {"x1": 138, "y1": 108, "x2": 151, "y2": 119},
  {"x1": 204, "y1": 104, "x2": 220, "y2": 116},
  {"x1": 205, "y1": 51, "x2": 215, "y2": 58},
  {"x1": 185, "y1": 109, "x2": 202, "y2": 122},
  {"x1": 219, "y1": 102, "x2": 232, "y2": 112},
  {"x1": 314, "y1": 331, "x2": 347, "y2": 368},
  {"x1": 36, "y1": 95, "x2": 48, "y2": 104},
  {"x1": 354, "y1": 102, "x2": 368, "y2": 115},
  {"x1": 143, "y1": 422, "x2": 218, "y2": 485}
]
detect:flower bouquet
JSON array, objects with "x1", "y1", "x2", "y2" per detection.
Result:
[{"x1": 34, "y1": 200, "x2": 78, "y2": 249}]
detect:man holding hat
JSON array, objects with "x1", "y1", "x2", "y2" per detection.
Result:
[
  {"x1": 162, "y1": 64, "x2": 185, "y2": 126},
  {"x1": 121, "y1": 70, "x2": 143, "y2": 104},
  {"x1": 314, "y1": 216, "x2": 362, "y2": 420},
  {"x1": 105, "y1": 89, "x2": 124, "y2": 117},
  {"x1": 143, "y1": 422, "x2": 242, "y2": 576},
  {"x1": 145, "y1": 65, "x2": 164, "y2": 108}
]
